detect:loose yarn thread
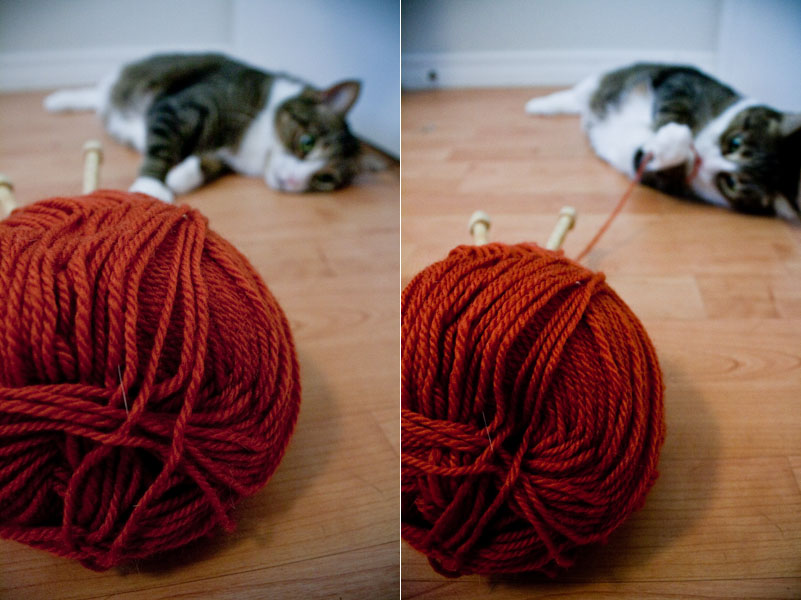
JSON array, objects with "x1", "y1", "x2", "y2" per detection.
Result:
[
  {"x1": 402, "y1": 159, "x2": 666, "y2": 577},
  {"x1": 0, "y1": 191, "x2": 301, "y2": 570}
]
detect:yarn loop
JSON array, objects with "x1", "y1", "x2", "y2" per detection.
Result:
[
  {"x1": 0, "y1": 191, "x2": 301, "y2": 570},
  {"x1": 402, "y1": 242, "x2": 664, "y2": 576}
]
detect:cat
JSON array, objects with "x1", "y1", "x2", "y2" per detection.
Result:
[
  {"x1": 525, "y1": 63, "x2": 801, "y2": 218},
  {"x1": 44, "y1": 52, "x2": 384, "y2": 203}
]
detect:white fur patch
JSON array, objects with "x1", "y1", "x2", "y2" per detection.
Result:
[
  {"x1": 217, "y1": 77, "x2": 305, "y2": 178},
  {"x1": 585, "y1": 83, "x2": 655, "y2": 177},
  {"x1": 130, "y1": 176, "x2": 174, "y2": 203},
  {"x1": 166, "y1": 156, "x2": 204, "y2": 194},
  {"x1": 93, "y1": 67, "x2": 150, "y2": 151},
  {"x1": 106, "y1": 107, "x2": 148, "y2": 152},
  {"x1": 689, "y1": 97, "x2": 760, "y2": 207}
]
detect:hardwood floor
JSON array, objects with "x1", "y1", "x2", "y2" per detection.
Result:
[
  {"x1": 0, "y1": 91, "x2": 399, "y2": 599},
  {"x1": 401, "y1": 87, "x2": 801, "y2": 599}
]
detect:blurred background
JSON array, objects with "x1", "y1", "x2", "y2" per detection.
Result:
[
  {"x1": 402, "y1": 0, "x2": 801, "y2": 111},
  {"x1": 0, "y1": 0, "x2": 400, "y2": 155}
]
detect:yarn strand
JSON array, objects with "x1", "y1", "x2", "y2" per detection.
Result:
[{"x1": 574, "y1": 152, "x2": 653, "y2": 262}]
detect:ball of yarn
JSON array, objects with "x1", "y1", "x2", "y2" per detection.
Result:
[
  {"x1": 0, "y1": 191, "x2": 301, "y2": 570},
  {"x1": 402, "y1": 242, "x2": 665, "y2": 576}
]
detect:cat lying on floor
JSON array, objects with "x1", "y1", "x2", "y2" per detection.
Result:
[
  {"x1": 45, "y1": 53, "x2": 386, "y2": 203},
  {"x1": 526, "y1": 63, "x2": 801, "y2": 218}
]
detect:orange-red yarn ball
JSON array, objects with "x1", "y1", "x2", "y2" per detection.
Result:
[
  {"x1": 0, "y1": 191, "x2": 301, "y2": 570},
  {"x1": 402, "y1": 242, "x2": 665, "y2": 577}
]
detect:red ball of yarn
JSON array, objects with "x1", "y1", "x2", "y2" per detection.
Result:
[
  {"x1": 0, "y1": 191, "x2": 301, "y2": 570},
  {"x1": 402, "y1": 242, "x2": 665, "y2": 577}
]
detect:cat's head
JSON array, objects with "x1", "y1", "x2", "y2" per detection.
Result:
[
  {"x1": 701, "y1": 106, "x2": 801, "y2": 217},
  {"x1": 267, "y1": 80, "x2": 363, "y2": 192}
]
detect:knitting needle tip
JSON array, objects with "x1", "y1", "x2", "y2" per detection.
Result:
[
  {"x1": 545, "y1": 206, "x2": 577, "y2": 251},
  {"x1": 469, "y1": 210, "x2": 491, "y2": 245}
]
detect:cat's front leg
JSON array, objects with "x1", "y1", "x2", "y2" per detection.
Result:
[
  {"x1": 133, "y1": 95, "x2": 211, "y2": 203},
  {"x1": 641, "y1": 123, "x2": 694, "y2": 172}
]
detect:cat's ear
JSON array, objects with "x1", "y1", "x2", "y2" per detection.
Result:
[
  {"x1": 320, "y1": 80, "x2": 361, "y2": 116},
  {"x1": 779, "y1": 112, "x2": 801, "y2": 137}
]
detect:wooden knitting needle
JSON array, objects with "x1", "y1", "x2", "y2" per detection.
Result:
[
  {"x1": 0, "y1": 173, "x2": 16, "y2": 218},
  {"x1": 545, "y1": 206, "x2": 577, "y2": 251},
  {"x1": 469, "y1": 210, "x2": 491, "y2": 245},
  {"x1": 83, "y1": 140, "x2": 103, "y2": 194}
]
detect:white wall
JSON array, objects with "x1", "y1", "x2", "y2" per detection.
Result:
[
  {"x1": 401, "y1": 0, "x2": 801, "y2": 111},
  {"x1": 402, "y1": 0, "x2": 721, "y2": 88},
  {"x1": 717, "y1": 0, "x2": 801, "y2": 111},
  {"x1": 402, "y1": 0, "x2": 721, "y2": 53},
  {"x1": 0, "y1": 0, "x2": 399, "y2": 155}
]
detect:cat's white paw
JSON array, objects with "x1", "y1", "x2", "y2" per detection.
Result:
[
  {"x1": 166, "y1": 156, "x2": 203, "y2": 194},
  {"x1": 644, "y1": 123, "x2": 693, "y2": 170},
  {"x1": 129, "y1": 176, "x2": 175, "y2": 203},
  {"x1": 43, "y1": 91, "x2": 70, "y2": 112},
  {"x1": 525, "y1": 90, "x2": 580, "y2": 115},
  {"x1": 525, "y1": 95, "x2": 557, "y2": 114},
  {"x1": 43, "y1": 87, "x2": 99, "y2": 112}
]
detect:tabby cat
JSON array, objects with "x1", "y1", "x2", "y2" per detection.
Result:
[
  {"x1": 526, "y1": 63, "x2": 801, "y2": 218},
  {"x1": 45, "y1": 53, "x2": 377, "y2": 202}
]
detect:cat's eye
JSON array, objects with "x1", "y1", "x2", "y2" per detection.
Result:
[
  {"x1": 726, "y1": 134, "x2": 743, "y2": 154},
  {"x1": 298, "y1": 133, "x2": 316, "y2": 154}
]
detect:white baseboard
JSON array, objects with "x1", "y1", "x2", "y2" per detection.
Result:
[
  {"x1": 401, "y1": 49, "x2": 719, "y2": 90},
  {"x1": 0, "y1": 44, "x2": 233, "y2": 92}
]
